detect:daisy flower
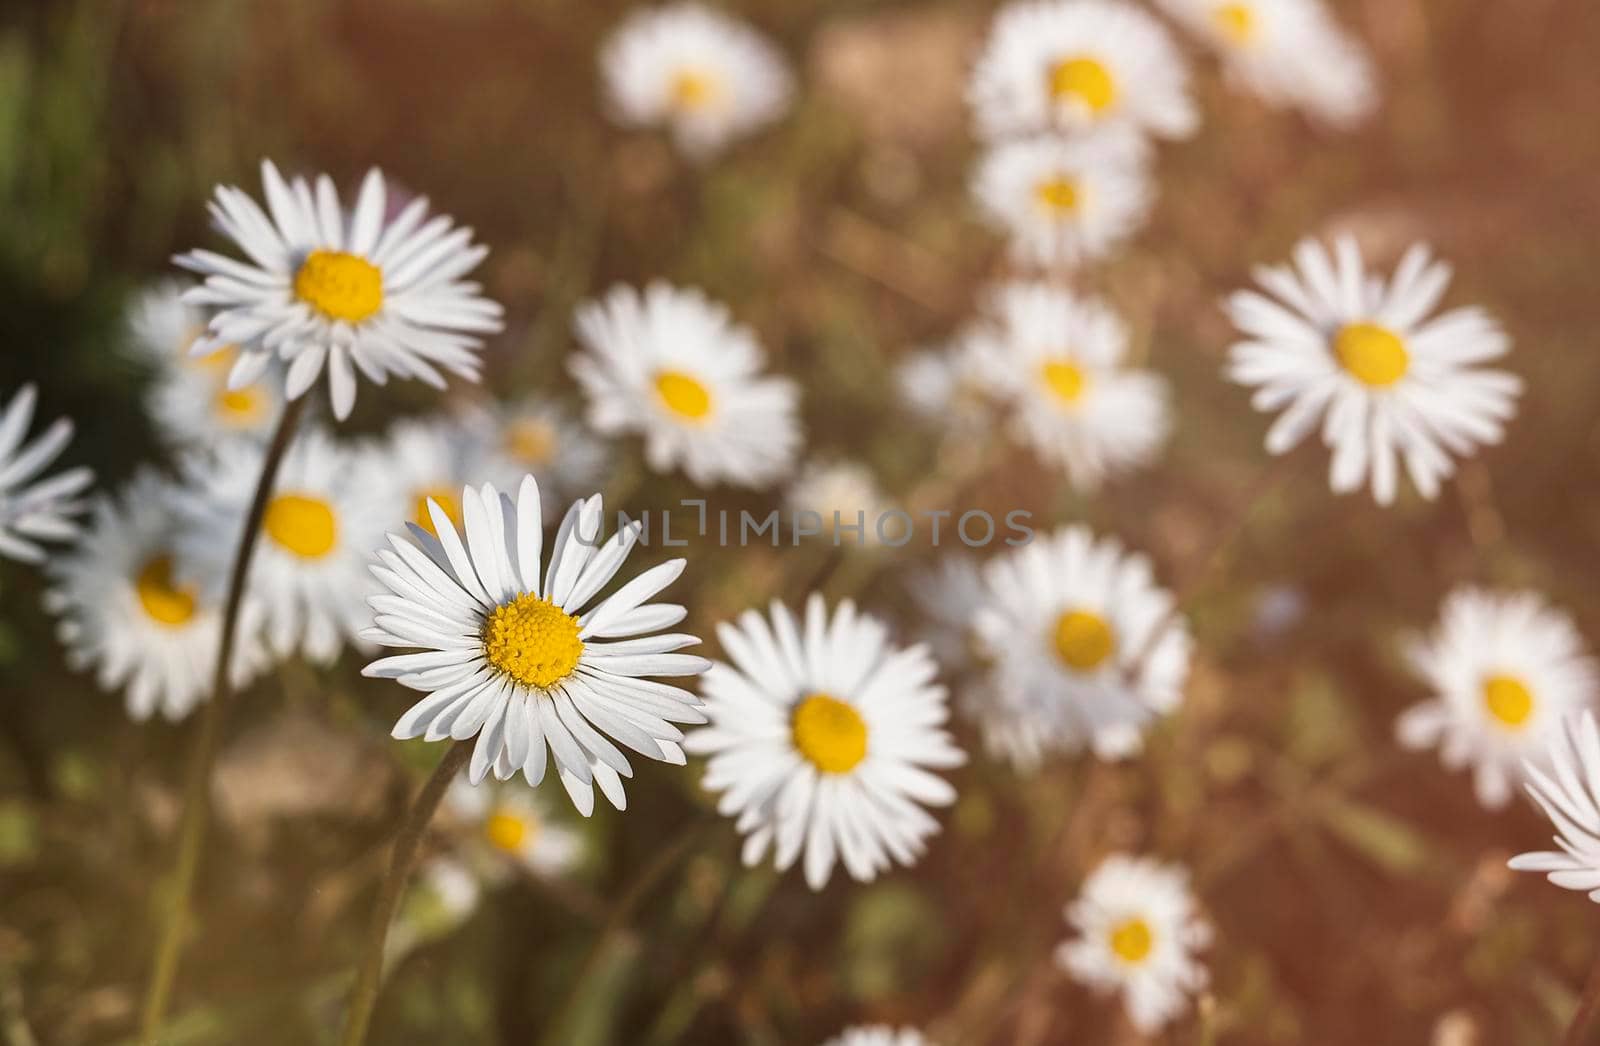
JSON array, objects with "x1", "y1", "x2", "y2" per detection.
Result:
[
  {"x1": 174, "y1": 430, "x2": 399, "y2": 664},
  {"x1": 124, "y1": 280, "x2": 208, "y2": 369},
  {"x1": 969, "y1": 0, "x2": 1197, "y2": 143},
  {"x1": 1225, "y1": 236, "x2": 1521, "y2": 505},
  {"x1": 905, "y1": 555, "x2": 989, "y2": 671},
  {"x1": 43, "y1": 469, "x2": 268, "y2": 721},
  {"x1": 1154, "y1": 0, "x2": 1376, "y2": 128},
  {"x1": 379, "y1": 415, "x2": 488, "y2": 539},
  {"x1": 177, "y1": 160, "x2": 504, "y2": 420},
  {"x1": 972, "y1": 132, "x2": 1152, "y2": 270},
  {"x1": 684, "y1": 594, "x2": 965, "y2": 890},
  {"x1": 786, "y1": 460, "x2": 891, "y2": 545},
  {"x1": 465, "y1": 396, "x2": 609, "y2": 522},
  {"x1": 571, "y1": 282, "x2": 801, "y2": 489},
  {"x1": 1057, "y1": 854, "x2": 1211, "y2": 1033},
  {"x1": 1508, "y1": 710, "x2": 1600, "y2": 902},
  {"x1": 895, "y1": 340, "x2": 994, "y2": 431},
  {"x1": 600, "y1": 3, "x2": 793, "y2": 159},
  {"x1": 821, "y1": 1028, "x2": 931, "y2": 1046},
  {"x1": 973, "y1": 526, "x2": 1191, "y2": 761},
  {"x1": 966, "y1": 282, "x2": 1170, "y2": 488},
  {"x1": 442, "y1": 773, "x2": 583, "y2": 877},
  {"x1": 1397, "y1": 588, "x2": 1598, "y2": 809},
  {"x1": 361, "y1": 477, "x2": 709, "y2": 815},
  {"x1": 0, "y1": 385, "x2": 93, "y2": 566}
]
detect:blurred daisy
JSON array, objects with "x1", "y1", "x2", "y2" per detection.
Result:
[
  {"x1": 380, "y1": 415, "x2": 487, "y2": 539},
  {"x1": 786, "y1": 460, "x2": 891, "y2": 545},
  {"x1": 905, "y1": 555, "x2": 988, "y2": 670},
  {"x1": 390, "y1": 856, "x2": 482, "y2": 964},
  {"x1": 821, "y1": 1028, "x2": 931, "y2": 1046},
  {"x1": 1225, "y1": 237, "x2": 1521, "y2": 505},
  {"x1": 1155, "y1": 0, "x2": 1376, "y2": 127},
  {"x1": 972, "y1": 132, "x2": 1152, "y2": 270},
  {"x1": 966, "y1": 282, "x2": 1169, "y2": 488},
  {"x1": 685, "y1": 594, "x2": 965, "y2": 890},
  {"x1": 124, "y1": 280, "x2": 207, "y2": 370},
  {"x1": 177, "y1": 160, "x2": 504, "y2": 420},
  {"x1": 466, "y1": 396, "x2": 609, "y2": 522},
  {"x1": 362, "y1": 478, "x2": 709, "y2": 815},
  {"x1": 442, "y1": 773, "x2": 583, "y2": 877},
  {"x1": 974, "y1": 526, "x2": 1191, "y2": 761},
  {"x1": 600, "y1": 3, "x2": 793, "y2": 158},
  {"x1": 969, "y1": 0, "x2": 1197, "y2": 143},
  {"x1": 1397, "y1": 588, "x2": 1598, "y2": 809},
  {"x1": 1508, "y1": 710, "x2": 1600, "y2": 902},
  {"x1": 1057, "y1": 854, "x2": 1211, "y2": 1033},
  {"x1": 44, "y1": 469, "x2": 267, "y2": 721},
  {"x1": 895, "y1": 340, "x2": 993, "y2": 431},
  {"x1": 571, "y1": 282, "x2": 801, "y2": 489},
  {"x1": 175, "y1": 430, "x2": 397, "y2": 664},
  {"x1": 0, "y1": 385, "x2": 93, "y2": 566}
]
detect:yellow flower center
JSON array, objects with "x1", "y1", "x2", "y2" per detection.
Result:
[
  {"x1": 671, "y1": 68, "x2": 722, "y2": 111},
  {"x1": 485, "y1": 809, "x2": 535, "y2": 853},
  {"x1": 1109, "y1": 916, "x2": 1154, "y2": 964},
  {"x1": 263, "y1": 493, "x2": 339, "y2": 559},
  {"x1": 1212, "y1": 2, "x2": 1256, "y2": 45},
  {"x1": 1053, "y1": 609, "x2": 1115, "y2": 671},
  {"x1": 413, "y1": 486, "x2": 463, "y2": 538},
  {"x1": 1033, "y1": 175, "x2": 1081, "y2": 215},
  {"x1": 1482, "y1": 674, "x2": 1534, "y2": 729},
  {"x1": 1039, "y1": 359, "x2": 1089, "y2": 405},
  {"x1": 1334, "y1": 322, "x2": 1409, "y2": 387},
  {"x1": 791, "y1": 693, "x2": 869, "y2": 774},
  {"x1": 135, "y1": 554, "x2": 198, "y2": 626},
  {"x1": 505, "y1": 418, "x2": 558, "y2": 466},
  {"x1": 483, "y1": 593, "x2": 584, "y2": 689},
  {"x1": 215, "y1": 385, "x2": 269, "y2": 427},
  {"x1": 293, "y1": 249, "x2": 384, "y2": 323},
  {"x1": 1049, "y1": 56, "x2": 1116, "y2": 114},
  {"x1": 654, "y1": 370, "x2": 713, "y2": 421}
]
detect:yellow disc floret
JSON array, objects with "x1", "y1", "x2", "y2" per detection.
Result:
[
  {"x1": 1212, "y1": 2, "x2": 1256, "y2": 45},
  {"x1": 1482, "y1": 674, "x2": 1534, "y2": 729},
  {"x1": 484, "y1": 593, "x2": 584, "y2": 689},
  {"x1": 1049, "y1": 56, "x2": 1117, "y2": 114},
  {"x1": 505, "y1": 418, "x2": 558, "y2": 465},
  {"x1": 1034, "y1": 174, "x2": 1081, "y2": 214},
  {"x1": 485, "y1": 809, "x2": 533, "y2": 853},
  {"x1": 135, "y1": 554, "x2": 198, "y2": 627},
  {"x1": 1039, "y1": 359, "x2": 1089, "y2": 405},
  {"x1": 294, "y1": 249, "x2": 384, "y2": 323},
  {"x1": 1109, "y1": 916, "x2": 1154, "y2": 964},
  {"x1": 1334, "y1": 322, "x2": 1409, "y2": 387},
  {"x1": 215, "y1": 385, "x2": 269, "y2": 428},
  {"x1": 671, "y1": 68, "x2": 722, "y2": 111},
  {"x1": 413, "y1": 487, "x2": 463, "y2": 538},
  {"x1": 264, "y1": 493, "x2": 339, "y2": 559},
  {"x1": 1053, "y1": 609, "x2": 1115, "y2": 671},
  {"x1": 791, "y1": 693, "x2": 869, "y2": 774},
  {"x1": 654, "y1": 370, "x2": 713, "y2": 421}
]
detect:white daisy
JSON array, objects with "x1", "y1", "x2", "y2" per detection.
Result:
[
  {"x1": 124, "y1": 280, "x2": 208, "y2": 370},
  {"x1": 465, "y1": 396, "x2": 609, "y2": 522},
  {"x1": 1154, "y1": 0, "x2": 1377, "y2": 128},
  {"x1": 821, "y1": 1027, "x2": 931, "y2": 1046},
  {"x1": 973, "y1": 526, "x2": 1191, "y2": 762},
  {"x1": 684, "y1": 594, "x2": 965, "y2": 890},
  {"x1": 43, "y1": 468, "x2": 267, "y2": 721},
  {"x1": 969, "y1": 0, "x2": 1197, "y2": 143},
  {"x1": 905, "y1": 555, "x2": 989, "y2": 671},
  {"x1": 895, "y1": 340, "x2": 994, "y2": 431},
  {"x1": 1057, "y1": 854, "x2": 1211, "y2": 1033},
  {"x1": 176, "y1": 160, "x2": 504, "y2": 420},
  {"x1": 1225, "y1": 236, "x2": 1521, "y2": 505},
  {"x1": 571, "y1": 282, "x2": 801, "y2": 489},
  {"x1": 173, "y1": 430, "x2": 399, "y2": 664},
  {"x1": 1508, "y1": 710, "x2": 1600, "y2": 902},
  {"x1": 786, "y1": 460, "x2": 890, "y2": 545},
  {"x1": 965, "y1": 282, "x2": 1170, "y2": 488},
  {"x1": 972, "y1": 132, "x2": 1152, "y2": 271},
  {"x1": 379, "y1": 415, "x2": 488, "y2": 540},
  {"x1": 361, "y1": 477, "x2": 709, "y2": 816},
  {"x1": 600, "y1": 3, "x2": 793, "y2": 159},
  {"x1": 442, "y1": 773, "x2": 583, "y2": 877},
  {"x1": 1397, "y1": 588, "x2": 1598, "y2": 809},
  {"x1": 0, "y1": 385, "x2": 93, "y2": 566}
]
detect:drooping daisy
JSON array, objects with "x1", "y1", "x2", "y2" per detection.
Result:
[
  {"x1": 0, "y1": 385, "x2": 93, "y2": 567},
  {"x1": 1397, "y1": 588, "x2": 1598, "y2": 809},
  {"x1": 895, "y1": 339, "x2": 994, "y2": 431},
  {"x1": 173, "y1": 430, "x2": 399, "y2": 664},
  {"x1": 684, "y1": 595, "x2": 965, "y2": 890},
  {"x1": 379, "y1": 415, "x2": 489, "y2": 539},
  {"x1": 786, "y1": 460, "x2": 891, "y2": 545},
  {"x1": 442, "y1": 772, "x2": 583, "y2": 877},
  {"x1": 465, "y1": 396, "x2": 609, "y2": 522},
  {"x1": 965, "y1": 282, "x2": 1169, "y2": 488},
  {"x1": 177, "y1": 160, "x2": 504, "y2": 420},
  {"x1": 821, "y1": 1027, "x2": 932, "y2": 1046},
  {"x1": 1057, "y1": 854, "x2": 1211, "y2": 1033},
  {"x1": 600, "y1": 3, "x2": 793, "y2": 159},
  {"x1": 1225, "y1": 237, "x2": 1521, "y2": 505},
  {"x1": 571, "y1": 282, "x2": 801, "y2": 489},
  {"x1": 973, "y1": 526, "x2": 1191, "y2": 761},
  {"x1": 362, "y1": 477, "x2": 709, "y2": 815},
  {"x1": 969, "y1": 0, "x2": 1197, "y2": 143},
  {"x1": 971, "y1": 132, "x2": 1152, "y2": 270},
  {"x1": 1154, "y1": 0, "x2": 1376, "y2": 128},
  {"x1": 43, "y1": 469, "x2": 267, "y2": 721},
  {"x1": 1508, "y1": 710, "x2": 1600, "y2": 903}
]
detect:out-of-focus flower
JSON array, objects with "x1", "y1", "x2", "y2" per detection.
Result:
[
  {"x1": 685, "y1": 594, "x2": 965, "y2": 890},
  {"x1": 895, "y1": 340, "x2": 994, "y2": 431},
  {"x1": 1057, "y1": 854, "x2": 1211, "y2": 1033},
  {"x1": 974, "y1": 526, "x2": 1191, "y2": 762},
  {"x1": 821, "y1": 1028, "x2": 932, "y2": 1046},
  {"x1": 571, "y1": 282, "x2": 801, "y2": 489},
  {"x1": 174, "y1": 430, "x2": 397, "y2": 664},
  {"x1": 1398, "y1": 588, "x2": 1598, "y2": 809},
  {"x1": 0, "y1": 385, "x2": 93, "y2": 567},
  {"x1": 43, "y1": 468, "x2": 267, "y2": 721},
  {"x1": 362, "y1": 477, "x2": 709, "y2": 815},
  {"x1": 1155, "y1": 0, "x2": 1376, "y2": 128},
  {"x1": 971, "y1": 132, "x2": 1152, "y2": 270},
  {"x1": 1225, "y1": 237, "x2": 1521, "y2": 505},
  {"x1": 466, "y1": 397, "x2": 608, "y2": 523},
  {"x1": 442, "y1": 773, "x2": 583, "y2": 877},
  {"x1": 969, "y1": 0, "x2": 1197, "y2": 143},
  {"x1": 965, "y1": 282, "x2": 1169, "y2": 488},
  {"x1": 786, "y1": 460, "x2": 891, "y2": 545},
  {"x1": 378, "y1": 415, "x2": 488, "y2": 540},
  {"x1": 1509, "y1": 710, "x2": 1600, "y2": 902},
  {"x1": 906, "y1": 555, "x2": 989, "y2": 671},
  {"x1": 600, "y1": 3, "x2": 793, "y2": 159},
  {"x1": 176, "y1": 160, "x2": 504, "y2": 420}
]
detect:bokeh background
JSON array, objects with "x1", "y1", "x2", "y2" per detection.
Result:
[{"x1": 3, "y1": 0, "x2": 1600, "y2": 1042}]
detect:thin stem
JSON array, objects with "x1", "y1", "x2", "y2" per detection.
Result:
[
  {"x1": 1566, "y1": 952, "x2": 1600, "y2": 1046},
  {"x1": 139, "y1": 394, "x2": 308, "y2": 1044},
  {"x1": 338, "y1": 740, "x2": 473, "y2": 1046}
]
